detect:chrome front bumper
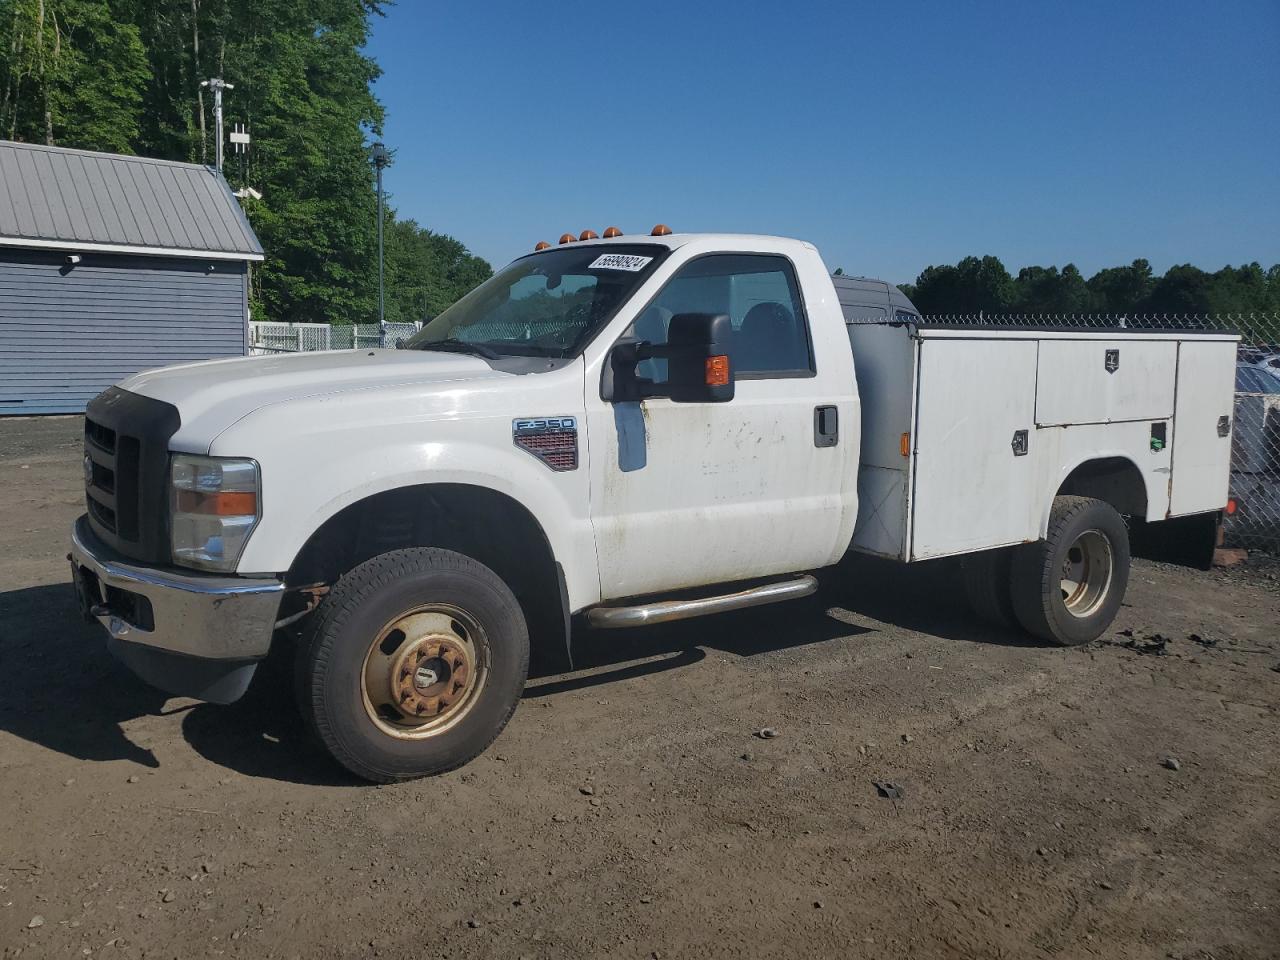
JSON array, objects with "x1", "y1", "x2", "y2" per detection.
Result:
[{"x1": 69, "y1": 516, "x2": 284, "y2": 702}]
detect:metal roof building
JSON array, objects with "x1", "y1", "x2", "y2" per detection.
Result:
[{"x1": 0, "y1": 140, "x2": 263, "y2": 415}]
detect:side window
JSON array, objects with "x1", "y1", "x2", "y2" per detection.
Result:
[{"x1": 623, "y1": 254, "x2": 813, "y2": 381}]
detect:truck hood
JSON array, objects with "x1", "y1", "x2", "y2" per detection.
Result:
[{"x1": 120, "y1": 349, "x2": 511, "y2": 450}]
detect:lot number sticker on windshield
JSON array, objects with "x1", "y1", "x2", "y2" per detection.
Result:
[{"x1": 588, "y1": 254, "x2": 653, "y2": 272}]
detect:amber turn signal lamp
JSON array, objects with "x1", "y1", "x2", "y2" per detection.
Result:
[
  {"x1": 534, "y1": 240, "x2": 551, "y2": 251},
  {"x1": 651, "y1": 224, "x2": 672, "y2": 236},
  {"x1": 579, "y1": 229, "x2": 598, "y2": 241},
  {"x1": 900, "y1": 432, "x2": 911, "y2": 457},
  {"x1": 603, "y1": 226, "x2": 623, "y2": 238},
  {"x1": 559, "y1": 233, "x2": 576, "y2": 244},
  {"x1": 175, "y1": 489, "x2": 258, "y2": 517},
  {"x1": 705, "y1": 355, "x2": 730, "y2": 387},
  {"x1": 1225, "y1": 497, "x2": 1238, "y2": 515}
]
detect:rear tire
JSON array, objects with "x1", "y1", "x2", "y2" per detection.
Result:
[
  {"x1": 296, "y1": 547, "x2": 529, "y2": 783},
  {"x1": 960, "y1": 548, "x2": 1017, "y2": 627},
  {"x1": 1011, "y1": 496, "x2": 1130, "y2": 646}
]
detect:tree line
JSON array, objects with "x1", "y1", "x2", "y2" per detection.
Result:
[
  {"x1": 0, "y1": 0, "x2": 491, "y2": 325},
  {"x1": 897, "y1": 256, "x2": 1280, "y2": 318}
]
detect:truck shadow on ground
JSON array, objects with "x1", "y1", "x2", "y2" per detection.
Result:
[
  {"x1": 821, "y1": 553, "x2": 1055, "y2": 649},
  {"x1": 0, "y1": 558, "x2": 1040, "y2": 786},
  {"x1": 183, "y1": 595, "x2": 873, "y2": 785},
  {"x1": 0, "y1": 583, "x2": 170, "y2": 769}
]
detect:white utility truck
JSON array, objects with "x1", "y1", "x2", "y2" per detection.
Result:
[{"x1": 70, "y1": 229, "x2": 1238, "y2": 781}]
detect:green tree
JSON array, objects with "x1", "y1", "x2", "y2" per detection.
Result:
[
  {"x1": 1203, "y1": 263, "x2": 1277, "y2": 315},
  {"x1": 1143, "y1": 264, "x2": 1212, "y2": 313},
  {"x1": 1011, "y1": 264, "x2": 1090, "y2": 314},
  {"x1": 1086, "y1": 259, "x2": 1154, "y2": 313},
  {"x1": 908, "y1": 255, "x2": 1014, "y2": 314},
  {"x1": 229, "y1": 0, "x2": 388, "y2": 323},
  {"x1": 0, "y1": 0, "x2": 149, "y2": 151},
  {"x1": 383, "y1": 217, "x2": 492, "y2": 323},
  {"x1": 905, "y1": 255, "x2": 1279, "y2": 317}
]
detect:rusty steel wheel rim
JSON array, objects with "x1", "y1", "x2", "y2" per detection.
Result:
[
  {"x1": 360, "y1": 604, "x2": 488, "y2": 740},
  {"x1": 1060, "y1": 529, "x2": 1113, "y2": 619}
]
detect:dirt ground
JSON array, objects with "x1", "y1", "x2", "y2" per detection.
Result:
[{"x1": 1, "y1": 415, "x2": 1278, "y2": 960}]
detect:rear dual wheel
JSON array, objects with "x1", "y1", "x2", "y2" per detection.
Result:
[
  {"x1": 295, "y1": 548, "x2": 529, "y2": 783},
  {"x1": 963, "y1": 496, "x2": 1130, "y2": 646}
]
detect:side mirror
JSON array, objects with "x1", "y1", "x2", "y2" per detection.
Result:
[
  {"x1": 664, "y1": 312, "x2": 734, "y2": 403},
  {"x1": 604, "y1": 312, "x2": 734, "y2": 404}
]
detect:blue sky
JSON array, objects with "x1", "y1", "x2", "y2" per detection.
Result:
[{"x1": 366, "y1": 1, "x2": 1279, "y2": 283}]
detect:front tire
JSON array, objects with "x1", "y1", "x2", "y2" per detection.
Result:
[
  {"x1": 296, "y1": 548, "x2": 529, "y2": 782},
  {"x1": 1010, "y1": 496, "x2": 1130, "y2": 646}
]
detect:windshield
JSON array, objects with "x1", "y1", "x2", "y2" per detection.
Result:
[{"x1": 404, "y1": 244, "x2": 669, "y2": 358}]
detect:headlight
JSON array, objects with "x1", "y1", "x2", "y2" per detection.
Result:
[{"x1": 170, "y1": 455, "x2": 261, "y2": 572}]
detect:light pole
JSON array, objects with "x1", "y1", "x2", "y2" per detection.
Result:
[{"x1": 371, "y1": 141, "x2": 389, "y2": 334}]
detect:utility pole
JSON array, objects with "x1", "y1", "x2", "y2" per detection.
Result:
[
  {"x1": 371, "y1": 142, "x2": 389, "y2": 334},
  {"x1": 200, "y1": 78, "x2": 234, "y2": 172}
]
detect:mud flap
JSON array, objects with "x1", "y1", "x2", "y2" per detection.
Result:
[
  {"x1": 1129, "y1": 511, "x2": 1219, "y2": 571},
  {"x1": 557, "y1": 563, "x2": 574, "y2": 672}
]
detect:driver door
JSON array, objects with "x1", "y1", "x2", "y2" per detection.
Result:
[{"x1": 586, "y1": 253, "x2": 851, "y2": 600}]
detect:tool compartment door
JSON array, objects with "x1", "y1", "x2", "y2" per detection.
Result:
[
  {"x1": 1035, "y1": 339, "x2": 1176, "y2": 426},
  {"x1": 910, "y1": 338, "x2": 1039, "y2": 559},
  {"x1": 1169, "y1": 339, "x2": 1236, "y2": 516}
]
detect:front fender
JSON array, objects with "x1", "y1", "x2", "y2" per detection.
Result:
[{"x1": 214, "y1": 390, "x2": 599, "y2": 611}]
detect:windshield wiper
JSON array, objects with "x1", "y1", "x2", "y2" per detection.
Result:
[{"x1": 413, "y1": 338, "x2": 503, "y2": 360}]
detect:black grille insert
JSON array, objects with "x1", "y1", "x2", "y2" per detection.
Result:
[
  {"x1": 83, "y1": 387, "x2": 180, "y2": 563},
  {"x1": 88, "y1": 497, "x2": 117, "y2": 533},
  {"x1": 85, "y1": 419, "x2": 116, "y2": 454}
]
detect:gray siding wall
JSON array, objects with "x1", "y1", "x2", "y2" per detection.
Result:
[{"x1": 0, "y1": 249, "x2": 248, "y2": 415}]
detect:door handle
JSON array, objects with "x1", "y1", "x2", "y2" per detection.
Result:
[{"x1": 814, "y1": 406, "x2": 838, "y2": 448}]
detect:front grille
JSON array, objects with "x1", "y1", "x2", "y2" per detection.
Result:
[
  {"x1": 83, "y1": 387, "x2": 180, "y2": 563},
  {"x1": 87, "y1": 496, "x2": 117, "y2": 533},
  {"x1": 89, "y1": 459, "x2": 115, "y2": 494},
  {"x1": 85, "y1": 419, "x2": 116, "y2": 454},
  {"x1": 85, "y1": 419, "x2": 139, "y2": 537}
]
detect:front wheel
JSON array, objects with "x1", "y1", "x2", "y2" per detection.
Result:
[
  {"x1": 296, "y1": 548, "x2": 529, "y2": 782},
  {"x1": 1010, "y1": 496, "x2": 1130, "y2": 646}
]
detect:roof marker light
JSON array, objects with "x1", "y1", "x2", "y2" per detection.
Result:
[
  {"x1": 579, "y1": 229, "x2": 598, "y2": 241},
  {"x1": 534, "y1": 241, "x2": 551, "y2": 251},
  {"x1": 651, "y1": 224, "x2": 672, "y2": 236},
  {"x1": 559, "y1": 233, "x2": 576, "y2": 244},
  {"x1": 603, "y1": 226, "x2": 623, "y2": 238}
]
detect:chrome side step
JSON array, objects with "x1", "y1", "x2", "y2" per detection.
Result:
[{"x1": 586, "y1": 575, "x2": 818, "y2": 629}]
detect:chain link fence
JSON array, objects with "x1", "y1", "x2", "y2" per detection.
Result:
[
  {"x1": 249, "y1": 321, "x2": 422, "y2": 354},
  {"x1": 246, "y1": 314, "x2": 1280, "y2": 552},
  {"x1": 917, "y1": 312, "x2": 1280, "y2": 553}
]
